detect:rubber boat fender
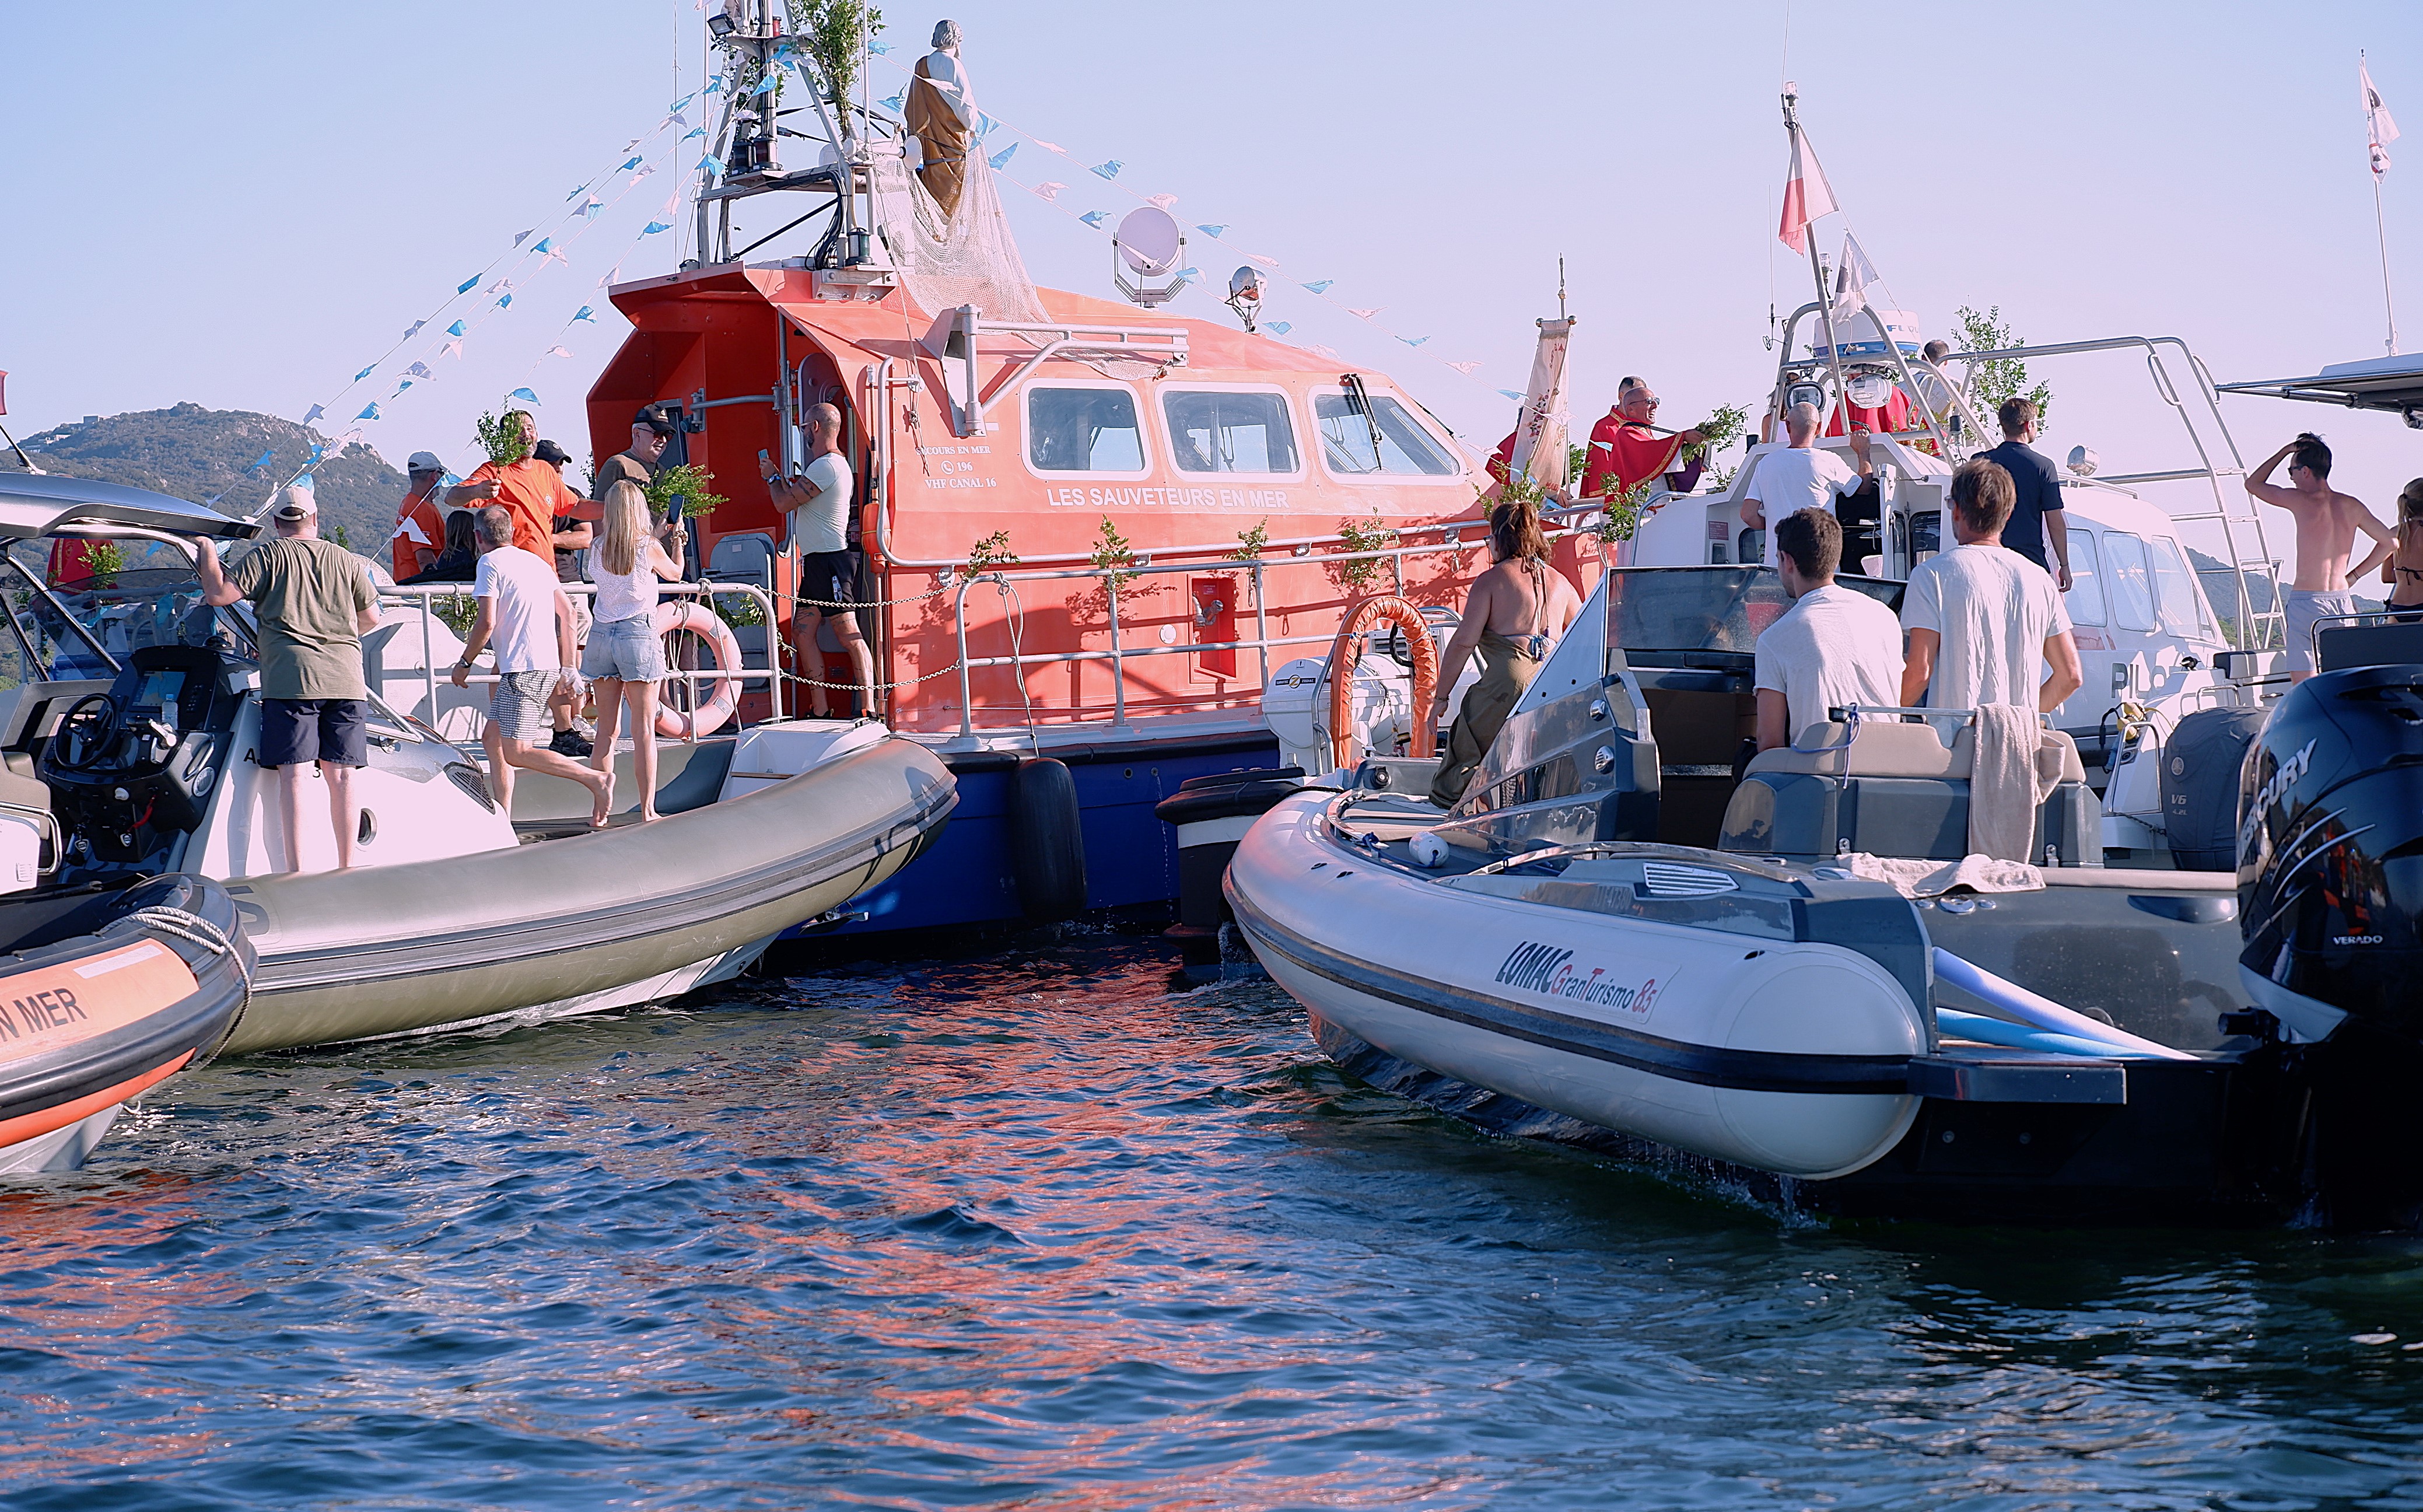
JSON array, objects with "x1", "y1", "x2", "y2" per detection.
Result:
[
  {"x1": 1010, "y1": 757, "x2": 1087, "y2": 922},
  {"x1": 1325, "y1": 596, "x2": 1438, "y2": 771},
  {"x1": 652, "y1": 600, "x2": 744, "y2": 739}
]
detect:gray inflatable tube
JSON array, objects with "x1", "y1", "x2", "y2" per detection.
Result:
[{"x1": 217, "y1": 736, "x2": 954, "y2": 1054}]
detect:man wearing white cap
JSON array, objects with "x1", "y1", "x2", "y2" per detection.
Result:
[
  {"x1": 192, "y1": 485, "x2": 383, "y2": 872},
  {"x1": 392, "y1": 451, "x2": 449, "y2": 581}
]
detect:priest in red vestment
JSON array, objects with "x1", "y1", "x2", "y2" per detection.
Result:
[{"x1": 1580, "y1": 379, "x2": 1706, "y2": 499}]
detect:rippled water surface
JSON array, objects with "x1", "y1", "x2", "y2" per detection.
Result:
[{"x1": 6, "y1": 939, "x2": 2423, "y2": 1509}]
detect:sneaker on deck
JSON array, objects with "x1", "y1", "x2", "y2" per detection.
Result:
[{"x1": 549, "y1": 729, "x2": 594, "y2": 758}]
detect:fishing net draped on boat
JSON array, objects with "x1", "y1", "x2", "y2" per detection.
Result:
[{"x1": 869, "y1": 148, "x2": 1048, "y2": 325}]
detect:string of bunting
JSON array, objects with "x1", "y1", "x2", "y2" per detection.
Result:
[
  {"x1": 250, "y1": 100, "x2": 702, "y2": 506},
  {"x1": 861, "y1": 51, "x2": 1520, "y2": 417}
]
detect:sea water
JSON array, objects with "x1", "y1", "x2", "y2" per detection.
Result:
[{"x1": 3, "y1": 940, "x2": 2421, "y2": 1509}]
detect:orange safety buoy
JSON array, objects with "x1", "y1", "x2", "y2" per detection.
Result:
[
  {"x1": 1323, "y1": 594, "x2": 1438, "y2": 771},
  {"x1": 652, "y1": 600, "x2": 744, "y2": 738}
]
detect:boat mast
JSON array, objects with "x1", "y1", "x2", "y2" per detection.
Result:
[
  {"x1": 689, "y1": 0, "x2": 871, "y2": 271},
  {"x1": 1783, "y1": 87, "x2": 1853, "y2": 440}
]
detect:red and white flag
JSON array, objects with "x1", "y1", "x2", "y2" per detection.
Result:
[
  {"x1": 2364, "y1": 57, "x2": 2400, "y2": 177},
  {"x1": 1778, "y1": 127, "x2": 1839, "y2": 253}
]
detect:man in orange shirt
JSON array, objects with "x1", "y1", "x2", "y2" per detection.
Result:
[
  {"x1": 444, "y1": 410, "x2": 569, "y2": 561},
  {"x1": 1580, "y1": 378, "x2": 1706, "y2": 499},
  {"x1": 390, "y1": 451, "x2": 448, "y2": 580}
]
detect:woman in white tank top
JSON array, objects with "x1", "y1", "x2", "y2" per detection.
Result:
[{"x1": 578, "y1": 481, "x2": 688, "y2": 822}]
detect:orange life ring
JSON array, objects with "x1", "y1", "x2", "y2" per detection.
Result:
[
  {"x1": 651, "y1": 600, "x2": 744, "y2": 738},
  {"x1": 1324, "y1": 594, "x2": 1438, "y2": 771}
]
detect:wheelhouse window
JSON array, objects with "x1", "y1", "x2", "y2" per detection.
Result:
[
  {"x1": 2103, "y1": 531, "x2": 2158, "y2": 632},
  {"x1": 2065, "y1": 531, "x2": 2107, "y2": 626},
  {"x1": 1162, "y1": 390, "x2": 1298, "y2": 474},
  {"x1": 1027, "y1": 387, "x2": 1146, "y2": 473},
  {"x1": 1313, "y1": 392, "x2": 1459, "y2": 477},
  {"x1": 2149, "y1": 536, "x2": 2218, "y2": 643}
]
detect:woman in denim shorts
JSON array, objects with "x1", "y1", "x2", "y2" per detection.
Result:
[{"x1": 582, "y1": 482, "x2": 689, "y2": 821}]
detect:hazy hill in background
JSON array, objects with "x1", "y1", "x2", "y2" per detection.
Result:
[{"x1": 2, "y1": 404, "x2": 404, "y2": 554}]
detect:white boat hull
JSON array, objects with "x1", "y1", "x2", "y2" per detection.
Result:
[{"x1": 1228, "y1": 794, "x2": 1928, "y2": 1180}]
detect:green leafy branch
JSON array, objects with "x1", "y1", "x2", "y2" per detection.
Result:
[
  {"x1": 1090, "y1": 516, "x2": 1138, "y2": 590},
  {"x1": 797, "y1": 0, "x2": 883, "y2": 108},
  {"x1": 968, "y1": 529, "x2": 1020, "y2": 572},
  {"x1": 1591, "y1": 481, "x2": 1656, "y2": 545},
  {"x1": 646, "y1": 461, "x2": 724, "y2": 519},
  {"x1": 1954, "y1": 305, "x2": 2054, "y2": 428},
  {"x1": 1336, "y1": 510, "x2": 1398, "y2": 591},
  {"x1": 1228, "y1": 519, "x2": 1268, "y2": 561},
  {"x1": 1681, "y1": 402, "x2": 1750, "y2": 465},
  {"x1": 474, "y1": 410, "x2": 530, "y2": 468}
]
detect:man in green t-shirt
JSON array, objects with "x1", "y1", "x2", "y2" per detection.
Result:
[{"x1": 194, "y1": 486, "x2": 381, "y2": 872}]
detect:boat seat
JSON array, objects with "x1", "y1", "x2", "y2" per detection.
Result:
[{"x1": 1720, "y1": 720, "x2": 2096, "y2": 864}]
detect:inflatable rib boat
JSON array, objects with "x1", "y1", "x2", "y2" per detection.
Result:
[
  {"x1": 0, "y1": 473, "x2": 954, "y2": 1054},
  {"x1": 1229, "y1": 569, "x2": 2423, "y2": 1227},
  {"x1": 0, "y1": 874, "x2": 251, "y2": 1172}
]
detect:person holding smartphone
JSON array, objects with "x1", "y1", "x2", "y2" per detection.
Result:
[{"x1": 764, "y1": 404, "x2": 873, "y2": 719}]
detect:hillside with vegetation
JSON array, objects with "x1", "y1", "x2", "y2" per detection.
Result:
[{"x1": 2, "y1": 404, "x2": 407, "y2": 554}]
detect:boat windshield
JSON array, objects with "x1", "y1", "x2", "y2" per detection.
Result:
[
  {"x1": 1605, "y1": 567, "x2": 1900, "y2": 659},
  {"x1": 2, "y1": 538, "x2": 254, "y2": 681},
  {"x1": 1312, "y1": 394, "x2": 1459, "y2": 476}
]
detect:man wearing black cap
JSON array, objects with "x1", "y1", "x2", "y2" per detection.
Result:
[
  {"x1": 534, "y1": 438, "x2": 595, "y2": 757},
  {"x1": 594, "y1": 406, "x2": 674, "y2": 517}
]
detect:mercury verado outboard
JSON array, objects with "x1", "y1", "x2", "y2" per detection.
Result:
[{"x1": 1228, "y1": 570, "x2": 2423, "y2": 1227}]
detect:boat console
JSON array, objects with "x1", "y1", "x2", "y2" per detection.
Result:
[{"x1": 36, "y1": 645, "x2": 243, "y2": 871}]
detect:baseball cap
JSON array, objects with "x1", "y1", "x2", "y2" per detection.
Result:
[
  {"x1": 635, "y1": 404, "x2": 679, "y2": 438},
  {"x1": 533, "y1": 439, "x2": 572, "y2": 467},
  {"x1": 270, "y1": 485, "x2": 318, "y2": 522},
  {"x1": 406, "y1": 450, "x2": 444, "y2": 473}
]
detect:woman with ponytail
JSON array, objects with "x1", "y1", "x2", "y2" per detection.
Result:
[{"x1": 1424, "y1": 494, "x2": 1583, "y2": 808}]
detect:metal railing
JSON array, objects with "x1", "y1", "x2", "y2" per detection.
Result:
[
  {"x1": 376, "y1": 579, "x2": 783, "y2": 748},
  {"x1": 940, "y1": 521, "x2": 1613, "y2": 737}
]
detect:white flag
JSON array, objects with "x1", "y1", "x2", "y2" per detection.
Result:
[
  {"x1": 1832, "y1": 233, "x2": 1881, "y2": 331},
  {"x1": 2365, "y1": 57, "x2": 2400, "y2": 176},
  {"x1": 1505, "y1": 317, "x2": 1574, "y2": 494}
]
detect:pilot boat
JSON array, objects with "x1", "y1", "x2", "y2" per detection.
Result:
[
  {"x1": 1228, "y1": 570, "x2": 2423, "y2": 1226},
  {"x1": 0, "y1": 873, "x2": 251, "y2": 1173},
  {"x1": 0, "y1": 471, "x2": 954, "y2": 1054}
]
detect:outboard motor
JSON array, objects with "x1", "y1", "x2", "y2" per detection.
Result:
[{"x1": 2238, "y1": 666, "x2": 2423, "y2": 1043}]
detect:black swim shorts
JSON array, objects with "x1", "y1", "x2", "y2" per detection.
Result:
[{"x1": 257, "y1": 697, "x2": 369, "y2": 768}]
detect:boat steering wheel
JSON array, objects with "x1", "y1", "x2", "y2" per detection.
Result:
[{"x1": 49, "y1": 693, "x2": 123, "y2": 774}]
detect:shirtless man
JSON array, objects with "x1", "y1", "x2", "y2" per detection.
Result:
[
  {"x1": 1423, "y1": 496, "x2": 1584, "y2": 807},
  {"x1": 2246, "y1": 433, "x2": 2393, "y2": 681}
]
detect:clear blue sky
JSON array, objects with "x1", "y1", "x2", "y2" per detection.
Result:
[{"x1": 4, "y1": 0, "x2": 2420, "y2": 554}]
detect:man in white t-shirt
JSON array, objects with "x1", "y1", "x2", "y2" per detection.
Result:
[
  {"x1": 1753, "y1": 508, "x2": 1906, "y2": 751},
  {"x1": 766, "y1": 402, "x2": 875, "y2": 719},
  {"x1": 1742, "y1": 401, "x2": 1874, "y2": 566},
  {"x1": 1900, "y1": 460, "x2": 2084, "y2": 713},
  {"x1": 449, "y1": 507, "x2": 612, "y2": 822}
]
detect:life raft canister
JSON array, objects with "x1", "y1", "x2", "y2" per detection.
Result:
[{"x1": 651, "y1": 600, "x2": 744, "y2": 738}]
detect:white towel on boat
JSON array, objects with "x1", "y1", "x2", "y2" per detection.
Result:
[
  {"x1": 1969, "y1": 704, "x2": 2058, "y2": 864},
  {"x1": 1839, "y1": 852, "x2": 2044, "y2": 898}
]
